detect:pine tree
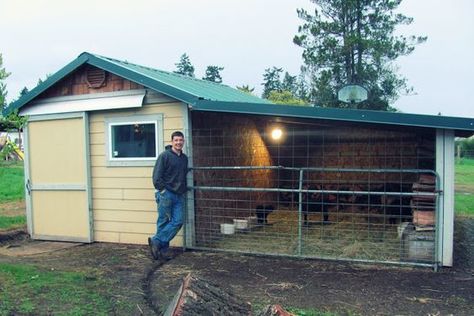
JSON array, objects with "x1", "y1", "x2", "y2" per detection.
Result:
[
  {"x1": 174, "y1": 53, "x2": 195, "y2": 77},
  {"x1": 202, "y1": 66, "x2": 224, "y2": 83},
  {"x1": 261, "y1": 67, "x2": 283, "y2": 99},
  {"x1": 236, "y1": 85, "x2": 255, "y2": 95},
  {"x1": 294, "y1": 0, "x2": 426, "y2": 110},
  {"x1": 281, "y1": 72, "x2": 298, "y2": 96}
]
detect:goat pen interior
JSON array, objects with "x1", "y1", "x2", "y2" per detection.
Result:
[{"x1": 188, "y1": 111, "x2": 438, "y2": 265}]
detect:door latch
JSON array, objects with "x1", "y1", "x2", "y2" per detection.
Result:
[{"x1": 26, "y1": 179, "x2": 31, "y2": 195}]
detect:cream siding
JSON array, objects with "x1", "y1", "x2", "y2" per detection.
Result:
[{"x1": 89, "y1": 101, "x2": 186, "y2": 245}]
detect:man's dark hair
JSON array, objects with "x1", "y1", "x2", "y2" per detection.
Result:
[{"x1": 171, "y1": 131, "x2": 184, "y2": 140}]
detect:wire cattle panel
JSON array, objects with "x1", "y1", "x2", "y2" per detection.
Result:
[
  {"x1": 189, "y1": 113, "x2": 438, "y2": 267},
  {"x1": 187, "y1": 167, "x2": 438, "y2": 266}
]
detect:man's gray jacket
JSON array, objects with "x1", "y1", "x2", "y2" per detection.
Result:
[{"x1": 152, "y1": 146, "x2": 188, "y2": 194}]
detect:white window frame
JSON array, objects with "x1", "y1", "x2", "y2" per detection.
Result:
[{"x1": 105, "y1": 114, "x2": 163, "y2": 167}]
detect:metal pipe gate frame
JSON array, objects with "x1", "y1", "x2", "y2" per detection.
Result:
[{"x1": 183, "y1": 166, "x2": 441, "y2": 270}]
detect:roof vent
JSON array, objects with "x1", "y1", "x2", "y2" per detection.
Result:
[{"x1": 86, "y1": 67, "x2": 106, "y2": 88}]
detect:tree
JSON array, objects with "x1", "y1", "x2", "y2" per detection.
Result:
[
  {"x1": 236, "y1": 85, "x2": 256, "y2": 95},
  {"x1": 294, "y1": 0, "x2": 426, "y2": 110},
  {"x1": 202, "y1": 65, "x2": 224, "y2": 83},
  {"x1": 456, "y1": 137, "x2": 474, "y2": 159},
  {"x1": 174, "y1": 53, "x2": 195, "y2": 77},
  {"x1": 281, "y1": 72, "x2": 298, "y2": 95},
  {"x1": 19, "y1": 87, "x2": 29, "y2": 97},
  {"x1": 261, "y1": 67, "x2": 309, "y2": 104},
  {"x1": 0, "y1": 53, "x2": 11, "y2": 111},
  {"x1": 1, "y1": 108, "x2": 27, "y2": 146},
  {"x1": 295, "y1": 73, "x2": 310, "y2": 102},
  {"x1": 1, "y1": 87, "x2": 29, "y2": 152},
  {"x1": 267, "y1": 90, "x2": 307, "y2": 106},
  {"x1": 261, "y1": 67, "x2": 283, "y2": 99}
]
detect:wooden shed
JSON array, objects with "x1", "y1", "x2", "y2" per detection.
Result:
[{"x1": 5, "y1": 52, "x2": 474, "y2": 268}]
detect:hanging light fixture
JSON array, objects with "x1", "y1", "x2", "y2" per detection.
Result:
[{"x1": 271, "y1": 128, "x2": 283, "y2": 140}]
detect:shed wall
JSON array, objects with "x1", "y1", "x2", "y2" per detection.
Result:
[{"x1": 89, "y1": 102, "x2": 185, "y2": 244}]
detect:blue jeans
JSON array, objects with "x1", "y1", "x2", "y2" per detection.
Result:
[{"x1": 152, "y1": 190, "x2": 184, "y2": 250}]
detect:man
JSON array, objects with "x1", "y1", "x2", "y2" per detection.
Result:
[{"x1": 149, "y1": 131, "x2": 188, "y2": 260}]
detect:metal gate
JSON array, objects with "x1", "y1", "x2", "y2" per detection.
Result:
[{"x1": 185, "y1": 166, "x2": 439, "y2": 268}]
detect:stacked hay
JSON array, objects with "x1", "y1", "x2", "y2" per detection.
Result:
[
  {"x1": 302, "y1": 127, "x2": 435, "y2": 184},
  {"x1": 192, "y1": 112, "x2": 277, "y2": 246}
]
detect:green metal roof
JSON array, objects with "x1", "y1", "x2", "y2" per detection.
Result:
[
  {"x1": 193, "y1": 100, "x2": 474, "y2": 136},
  {"x1": 4, "y1": 52, "x2": 474, "y2": 136},
  {"x1": 4, "y1": 52, "x2": 271, "y2": 115}
]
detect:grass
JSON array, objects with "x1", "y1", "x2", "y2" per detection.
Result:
[
  {"x1": 0, "y1": 263, "x2": 121, "y2": 315},
  {"x1": 0, "y1": 162, "x2": 26, "y2": 231},
  {"x1": 0, "y1": 161, "x2": 25, "y2": 202},
  {"x1": 0, "y1": 215, "x2": 26, "y2": 230},
  {"x1": 455, "y1": 158, "x2": 474, "y2": 216}
]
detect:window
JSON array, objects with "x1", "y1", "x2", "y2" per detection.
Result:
[{"x1": 105, "y1": 114, "x2": 163, "y2": 166}]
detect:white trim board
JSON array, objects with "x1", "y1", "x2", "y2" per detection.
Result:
[
  {"x1": 104, "y1": 113, "x2": 164, "y2": 167},
  {"x1": 436, "y1": 129, "x2": 455, "y2": 267},
  {"x1": 20, "y1": 90, "x2": 146, "y2": 116}
]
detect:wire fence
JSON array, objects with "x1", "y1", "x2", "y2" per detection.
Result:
[
  {"x1": 186, "y1": 166, "x2": 438, "y2": 267},
  {"x1": 456, "y1": 150, "x2": 474, "y2": 161},
  {"x1": 187, "y1": 112, "x2": 440, "y2": 267}
]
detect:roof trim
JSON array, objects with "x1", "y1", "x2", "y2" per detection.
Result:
[
  {"x1": 5, "y1": 52, "x2": 474, "y2": 136},
  {"x1": 4, "y1": 54, "x2": 90, "y2": 116},
  {"x1": 193, "y1": 100, "x2": 474, "y2": 134},
  {"x1": 3, "y1": 52, "x2": 268, "y2": 116},
  {"x1": 20, "y1": 89, "x2": 146, "y2": 116}
]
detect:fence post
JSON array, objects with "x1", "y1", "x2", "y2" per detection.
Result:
[{"x1": 297, "y1": 169, "x2": 304, "y2": 256}]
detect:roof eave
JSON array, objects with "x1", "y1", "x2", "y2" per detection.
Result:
[
  {"x1": 3, "y1": 53, "x2": 90, "y2": 116},
  {"x1": 2, "y1": 52, "x2": 203, "y2": 116},
  {"x1": 193, "y1": 100, "x2": 474, "y2": 134}
]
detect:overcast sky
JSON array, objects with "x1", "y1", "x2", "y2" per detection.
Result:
[{"x1": 1, "y1": 0, "x2": 473, "y2": 117}]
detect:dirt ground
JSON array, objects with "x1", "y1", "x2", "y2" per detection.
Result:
[
  {"x1": 0, "y1": 214, "x2": 473, "y2": 315},
  {"x1": 0, "y1": 200, "x2": 25, "y2": 216}
]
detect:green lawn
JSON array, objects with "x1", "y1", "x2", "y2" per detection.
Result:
[
  {"x1": 455, "y1": 158, "x2": 474, "y2": 216},
  {"x1": 0, "y1": 215, "x2": 26, "y2": 230},
  {"x1": 0, "y1": 162, "x2": 26, "y2": 231},
  {"x1": 0, "y1": 161, "x2": 25, "y2": 202},
  {"x1": 0, "y1": 263, "x2": 126, "y2": 315}
]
